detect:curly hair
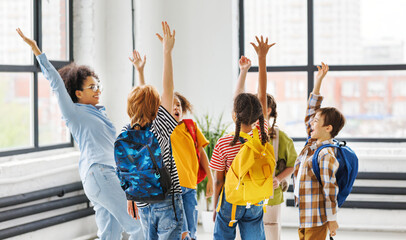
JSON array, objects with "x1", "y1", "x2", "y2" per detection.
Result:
[
  {"x1": 174, "y1": 92, "x2": 193, "y2": 114},
  {"x1": 230, "y1": 93, "x2": 268, "y2": 146},
  {"x1": 267, "y1": 94, "x2": 278, "y2": 139},
  {"x1": 58, "y1": 63, "x2": 99, "y2": 103}
]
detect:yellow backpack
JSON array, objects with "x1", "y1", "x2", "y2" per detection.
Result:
[{"x1": 216, "y1": 128, "x2": 276, "y2": 226}]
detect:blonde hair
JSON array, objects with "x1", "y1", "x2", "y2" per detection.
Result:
[{"x1": 127, "y1": 85, "x2": 161, "y2": 128}]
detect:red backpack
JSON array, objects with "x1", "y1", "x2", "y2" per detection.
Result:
[{"x1": 183, "y1": 119, "x2": 207, "y2": 184}]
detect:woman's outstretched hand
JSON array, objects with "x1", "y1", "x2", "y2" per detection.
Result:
[{"x1": 16, "y1": 28, "x2": 42, "y2": 56}]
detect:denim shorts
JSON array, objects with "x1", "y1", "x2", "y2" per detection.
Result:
[{"x1": 138, "y1": 193, "x2": 184, "y2": 240}]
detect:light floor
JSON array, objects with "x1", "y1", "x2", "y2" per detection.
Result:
[{"x1": 196, "y1": 225, "x2": 406, "y2": 240}]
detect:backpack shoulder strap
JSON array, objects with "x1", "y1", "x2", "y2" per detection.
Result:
[
  {"x1": 272, "y1": 127, "x2": 279, "y2": 179},
  {"x1": 183, "y1": 119, "x2": 200, "y2": 161},
  {"x1": 312, "y1": 143, "x2": 337, "y2": 185},
  {"x1": 242, "y1": 128, "x2": 265, "y2": 155},
  {"x1": 272, "y1": 127, "x2": 279, "y2": 161},
  {"x1": 252, "y1": 127, "x2": 260, "y2": 140},
  {"x1": 183, "y1": 119, "x2": 197, "y2": 143},
  {"x1": 304, "y1": 136, "x2": 311, "y2": 147},
  {"x1": 228, "y1": 131, "x2": 252, "y2": 144},
  {"x1": 239, "y1": 130, "x2": 253, "y2": 140}
]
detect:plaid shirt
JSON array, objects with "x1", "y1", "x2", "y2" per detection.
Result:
[{"x1": 293, "y1": 93, "x2": 339, "y2": 228}]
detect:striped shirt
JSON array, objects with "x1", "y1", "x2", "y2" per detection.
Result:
[
  {"x1": 293, "y1": 93, "x2": 339, "y2": 228},
  {"x1": 209, "y1": 121, "x2": 268, "y2": 172},
  {"x1": 122, "y1": 106, "x2": 182, "y2": 207}
]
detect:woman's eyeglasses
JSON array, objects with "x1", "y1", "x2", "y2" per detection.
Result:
[{"x1": 83, "y1": 84, "x2": 103, "y2": 92}]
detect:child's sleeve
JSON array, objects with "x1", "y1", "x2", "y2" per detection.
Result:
[
  {"x1": 152, "y1": 106, "x2": 178, "y2": 139},
  {"x1": 304, "y1": 93, "x2": 324, "y2": 137},
  {"x1": 195, "y1": 123, "x2": 209, "y2": 148},
  {"x1": 319, "y1": 150, "x2": 339, "y2": 221},
  {"x1": 209, "y1": 138, "x2": 227, "y2": 171},
  {"x1": 279, "y1": 131, "x2": 297, "y2": 168}
]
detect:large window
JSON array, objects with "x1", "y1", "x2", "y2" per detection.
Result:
[
  {"x1": 240, "y1": 0, "x2": 406, "y2": 141},
  {"x1": 0, "y1": 0, "x2": 73, "y2": 156}
]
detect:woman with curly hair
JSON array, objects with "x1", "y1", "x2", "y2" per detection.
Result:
[{"x1": 17, "y1": 28, "x2": 143, "y2": 240}]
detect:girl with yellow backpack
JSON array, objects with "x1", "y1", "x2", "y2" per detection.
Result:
[
  {"x1": 209, "y1": 36, "x2": 276, "y2": 240},
  {"x1": 233, "y1": 59, "x2": 297, "y2": 240}
]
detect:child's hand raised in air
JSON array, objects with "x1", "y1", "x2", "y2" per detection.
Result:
[
  {"x1": 157, "y1": 21, "x2": 175, "y2": 115},
  {"x1": 239, "y1": 56, "x2": 252, "y2": 72},
  {"x1": 129, "y1": 50, "x2": 147, "y2": 86},
  {"x1": 234, "y1": 56, "x2": 252, "y2": 97},
  {"x1": 250, "y1": 36, "x2": 276, "y2": 59},
  {"x1": 316, "y1": 62, "x2": 329, "y2": 83},
  {"x1": 313, "y1": 62, "x2": 329, "y2": 95},
  {"x1": 129, "y1": 50, "x2": 146, "y2": 72},
  {"x1": 156, "y1": 21, "x2": 175, "y2": 53}
]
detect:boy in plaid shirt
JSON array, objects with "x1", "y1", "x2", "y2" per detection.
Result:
[{"x1": 293, "y1": 62, "x2": 346, "y2": 240}]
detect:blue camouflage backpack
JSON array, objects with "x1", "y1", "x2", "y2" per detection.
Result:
[
  {"x1": 311, "y1": 140, "x2": 359, "y2": 207},
  {"x1": 114, "y1": 125, "x2": 172, "y2": 203}
]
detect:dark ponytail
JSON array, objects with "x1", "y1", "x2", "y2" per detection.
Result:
[
  {"x1": 230, "y1": 117, "x2": 242, "y2": 146},
  {"x1": 258, "y1": 115, "x2": 268, "y2": 145}
]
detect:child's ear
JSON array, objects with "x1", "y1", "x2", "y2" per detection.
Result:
[
  {"x1": 75, "y1": 90, "x2": 83, "y2": 100},
  {"x1": 232, "y1": 112, "x2": 237, "y2": 123},
  {"x1": 325, "y1": 124, "x2": 333, "y2": 134}
]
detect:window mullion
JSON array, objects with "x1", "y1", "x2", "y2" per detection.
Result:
[
  {"x1": 68, "y1": 0, "x2": 74, "y2": 141},
  {"x1": 307, "y1": 0, "x2": 314, "y2": 96},
  {"x1": 33, "y1": 72, "x2": 39, "y2": 148},
  {"x1": 239, "y1": 0, "x2": 245, "y2": 59},
  {"x1": 33, "y1": 0, "x2": 42, "y2": 55},
  {"x1": 33, "y1": 0, "x2": 42, "y2": 148},
  {"x1": 69, "y1": 0, "x2": 73, "y2": 62}
]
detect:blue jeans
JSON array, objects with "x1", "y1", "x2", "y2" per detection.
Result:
[
  {"x1": 138, "y1": 193, "x2": 184, "y2": 240},
  {"x1": 82, "y1": 163, "x2": 144, "y2": 240},
  {"x1": 181, "y1": 187, "x2": 198, "y2": 239},
  {"x1": 213, "y1": 192, "x2": 265, "y2": 240}
]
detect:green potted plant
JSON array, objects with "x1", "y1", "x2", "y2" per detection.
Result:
[{"x1": 195, "y1": 113, "x2": 230, "y2": 232}]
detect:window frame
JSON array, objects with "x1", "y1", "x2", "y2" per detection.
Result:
[
  {"x1": 0, "y1": 0, "x2": 74, "y2": 157},
  {"x1": 239, "y1": 0, "x2": 406, "y2": 142}
]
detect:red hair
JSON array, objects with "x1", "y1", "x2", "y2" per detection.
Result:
[{"x1": 127, "y1": 85, "x2": 161, "y2": 127}]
